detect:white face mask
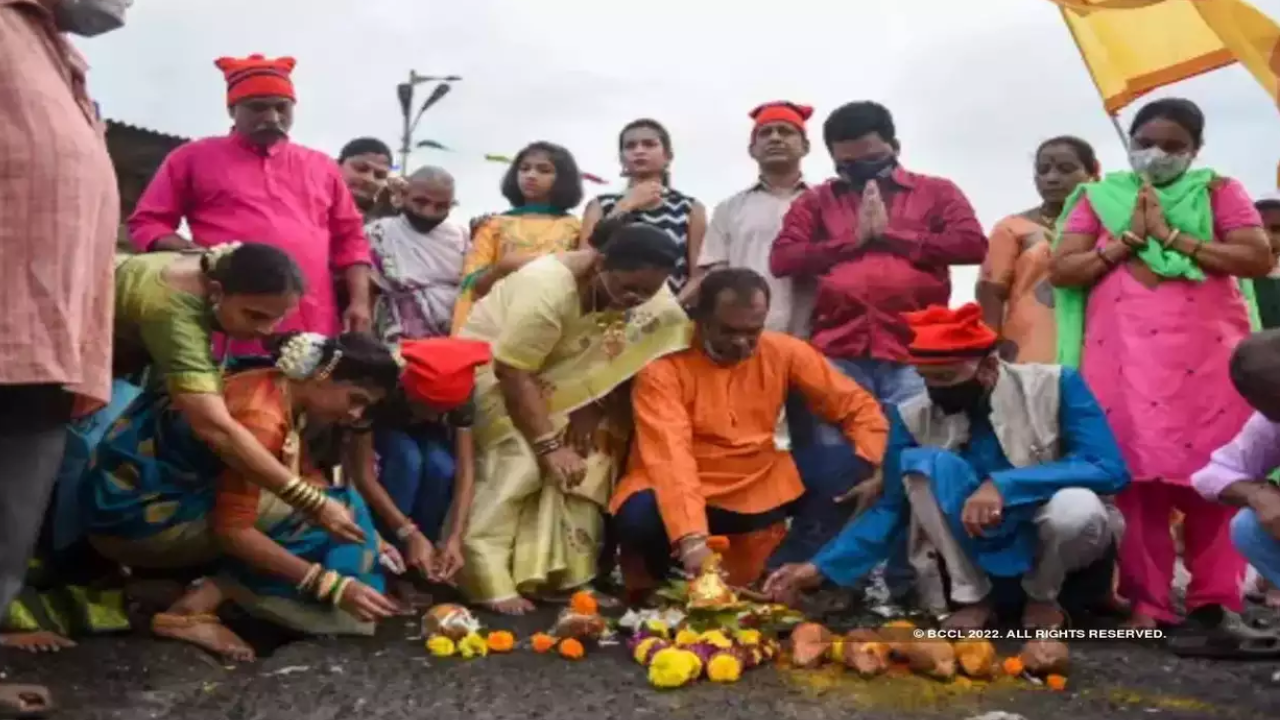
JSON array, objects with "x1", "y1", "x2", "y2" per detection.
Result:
[
  {"x1": 54, "y1": 0, "x2": 133, "y2": 37},
  {"x1": 1128, "y1": 146, "x2": 1193, "y2": 186}
]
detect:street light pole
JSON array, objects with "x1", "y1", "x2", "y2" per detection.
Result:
[{"x1": 396, "y1": 70, "x2": 461, "y2": 176}]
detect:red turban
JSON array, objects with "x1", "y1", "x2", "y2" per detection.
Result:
[
  {"x1": 215, "y1": 54, "x2": 297, "y2": 106},
  {"x1": 903, "y1": 303, "x2": 998, "y2": 365},
  {"x1": 749, "y1": 102, "x2": 814, "y2": 133},
  {"x1": 400, "y1": 338, "x2": 492, "y2": 409}
]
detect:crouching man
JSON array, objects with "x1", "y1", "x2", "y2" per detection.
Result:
[
  {"x1": 1187, "y1": 330, "x2": 1280, "y2": 658},
  {"x1": 766, "y1": 303, "x2": 1129, "y2": 630},
  {"x1": 611, "y1": 269, "x2": 889, "y2": 595}
]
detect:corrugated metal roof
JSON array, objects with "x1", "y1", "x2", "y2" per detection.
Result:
[{"x1": 105, "y1": 119, "x2": 188, "y2": 145}]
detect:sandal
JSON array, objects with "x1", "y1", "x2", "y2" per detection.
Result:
[
  {"x1": 1167, "y1": 607, "x2": 1280, "y2": 659},
  {"x1": 0, "y1": 684, "x2": 54, "y2": 719}
]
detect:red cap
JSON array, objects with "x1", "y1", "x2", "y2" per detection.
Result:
[
  {"x1": 903, "y1": 303, "x2": 998, "y2": 365},
  {"x1": 749, "y1": 102, "x2": 814, "y2": 132},
  {"x1": 400, "y1": 338, "x2": 492, "y2": 409},
  {"x1": 215, "y1": 54, "x2": 297, "y2": 106}
]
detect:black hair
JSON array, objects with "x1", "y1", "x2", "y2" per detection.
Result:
[
  {"x1": 822, "y1": 101, "x2": 896, "y2": 149},
  {"x1": 500, "y1": 141, "x2": 584, "y2": 211},
  {"x1": 1229, "y1": 329, "x2": 1280, "y2": 404},
  {"x1": 1035, "y1": 135, "x2": 1100, "y2": 176},
  {"x1": 338, "y1": 137, "x2": 393, "y2": 164},
  {"x1": 596, "y1": 222, "x2": 682, "y2": 272},
  {"x1": 694, "y1": 268, "x2": 771, "y2": 319},
  {"x1": 619, "y1": 118, "x2": 673, "y2": 186},
  {"x1": 201, "y1": 242, "x2": 306, "y2": 297},
  {"x1": 267, "y1": 332, "x2": 401, "y2": 395},
  {"x1": 1129, "y1": 98, "x2": 1205, "y2": 149}
]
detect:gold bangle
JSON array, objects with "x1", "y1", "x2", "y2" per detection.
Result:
[
  {"x1": 296, "y1": 562, "x2": 323, "y2": 593},
  {"x1": 297, "y1": 483, "x2": 326, "y2": 513},
  {"x1": 1163, "y1": 228, "x2": 1181, "y2": 249},
  {"x1": 331, "y1": 577, "x2": 354, "y2": 607},
  {"x1": 277, "y1": 477, "x2": 305, "y2": 503}
]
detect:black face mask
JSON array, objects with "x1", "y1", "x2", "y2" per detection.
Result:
[
  {"x1": 837, "y1": 155, "x2": 898, "y2": 187},
  {"x1": 403, "y1": 210, "x2": 444, "y2": 234},
  {"x1": 926, "y1": 378, "x2": 988, "y2": 416}
]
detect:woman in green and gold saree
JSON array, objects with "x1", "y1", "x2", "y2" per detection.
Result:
[{"x1": 456, "y1": 220, "x2": 691, "y2": 614}]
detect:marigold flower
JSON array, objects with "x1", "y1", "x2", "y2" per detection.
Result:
[
  {"x1": 1002, "y1": 657, "x2": 1025, "y2": 676},
  {"x1": 459, "y1": 632, "x2": 489, "y2": 659},
  {"x1": 734, "y1": 629, "x2": 762, "y2": 646},
  {"x1": 426, "y1": 635, "x2": 456, "y2": 657},
  {"x1": 559, "y1": 637, "x2": 586, "y2": 660},
  {"x1": 633, "y1": 637, "x2": 664, "y2": 665},
  {"x1": 674, "y1": 629, "x2": 700, "y2": 647},
  {"x1": 531, "y1": 633, "x2": 557, "y2": 654},
  {"x1": 707, "y1": 652, "x2": 743, "y2": 683},
  {"x1": 648, "y1": 648, "x2": 701, "y2": 689},
  {"x1": 643, "y1": 619, "x2": 671, "y2": 639},
  {"x1": 706, "y1": 536, "x2": 730, "y2": 553},
  {"x1": 569, "y1": 591, "x2": 599, "y2": 616},
  {"x1": 1046, "y1": 674, "x2": 1068, "y2": 691},
  {"x1": 698, "y1": 630, "x2": 733, "y2": 649},
  {"x1": 486, "y1": 630, "x2": 515, "y2": 653}
]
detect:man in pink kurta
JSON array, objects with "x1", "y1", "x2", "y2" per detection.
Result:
[{"x1": 127, "y1": 53, "x2": 372, "y2": 356}]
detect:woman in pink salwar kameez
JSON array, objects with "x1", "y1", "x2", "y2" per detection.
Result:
[{"x1": 1050, "y1": 98, "x2": 1275, "y2": 657}]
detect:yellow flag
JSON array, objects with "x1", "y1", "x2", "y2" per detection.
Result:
[{"x1": 1049, "y1": 0, "x2": 1280, "y2": 113}]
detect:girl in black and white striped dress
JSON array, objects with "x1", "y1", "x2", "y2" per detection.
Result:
[{"x1": 581, "y1": 119, "x2": 706, "y2": 302}]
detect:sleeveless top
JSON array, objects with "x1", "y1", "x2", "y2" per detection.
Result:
[{"x1": 597, "y1": 188, "x2": 695, "y2": 290}]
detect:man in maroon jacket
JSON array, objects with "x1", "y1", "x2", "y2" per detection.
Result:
[{"x1": 767, "y1": 101, "x2": 987, "y2": 600}]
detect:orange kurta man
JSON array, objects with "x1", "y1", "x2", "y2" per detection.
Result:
[{"x1": 611, "y1": 325, "x2": 889, "y2": 589}]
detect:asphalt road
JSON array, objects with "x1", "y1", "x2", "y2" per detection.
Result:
[{"x1": 4, "y1": 598, "x2": 1279, "y2": 720}]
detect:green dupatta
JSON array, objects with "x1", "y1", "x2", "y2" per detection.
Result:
[{"x1": 1052, "y1": 169, "x2": 1260, "y2": 369}]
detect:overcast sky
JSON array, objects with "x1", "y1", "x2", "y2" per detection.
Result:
[{"x1": 80, "y1": 0, "x2": 1280, "y2": 302}]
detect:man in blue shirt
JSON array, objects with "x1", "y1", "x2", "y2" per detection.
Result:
[{"x1": 764, "y1": 303, "x2": 1130, "y2": 630}]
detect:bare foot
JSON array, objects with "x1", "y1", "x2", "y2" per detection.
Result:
[
  {"x1": 0, "y1": 683, "x2": 53, "y2": 718},
  {"x1": 1123, "y1": 611, "x2": 1161, "y2": 630},
  {"x1": 943, "y1": 602, "x2": 993, "y2": 631},
  {"x1": 1022, "y1": 601, "x2": 1065, "y2": 630},
  {"x1": 0, "y1": 630, "x2": 76, "y2": 653},
  {"x1": 151, "y1": 613, "x2": 256, "y2": 662},
  {"x1": 482, "y1": 597, "x2": 535, "y2": 615}
]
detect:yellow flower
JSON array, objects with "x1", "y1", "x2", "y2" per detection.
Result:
[
  {"x1": 707, "y1": 653, "x2": 743, "y2": 683},
  {"x1": 459, "y1": 632, "x2": 489, "y2": 659},
  {"x1": 643, "y1": 620, "x2": 671, "y2": 639},
  {"x1": 633, "y1": 637, "x2": 662, "y2": 665},
  {"x1": 648, "y1": 648, "x2": 701, "y2": 689},
  {"x1": 734, "y1": 629, "x2": 762, "y2": 646},
  {"x1": 829, "y1": 638, "x2": 845, "y2": 662},
  {"x1": 698, "y1": 630, "x2": 733, "y2": 649},
  {"x1": 426, "y1": 635, "x2": 456, "y2": 657},
  {"x1": 674, "y1": 629, "x2": 700, "y2": 647}
]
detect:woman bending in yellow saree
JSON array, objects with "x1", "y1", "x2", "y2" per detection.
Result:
[{"x1": 457, "y1": 220, "x2": 691, "y2": 614}]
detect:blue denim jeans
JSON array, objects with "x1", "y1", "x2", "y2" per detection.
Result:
[
  {"x1": 1232, "y1": 508, "x2": 1280, "y2": 590},
  {"x1": 374, "y1": 426, "x2": 455, "y2": 543},
  {"x1": 774, "y1": 357, "x2": 925, "y2": 596},
  {"x1": 615, "y1": 489, "x2": 787, "y2": 583}
]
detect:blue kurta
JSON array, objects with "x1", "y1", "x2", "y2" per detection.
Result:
[{"x1": 812, "y1": 368, "x2": 1129, "y2": 586}]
